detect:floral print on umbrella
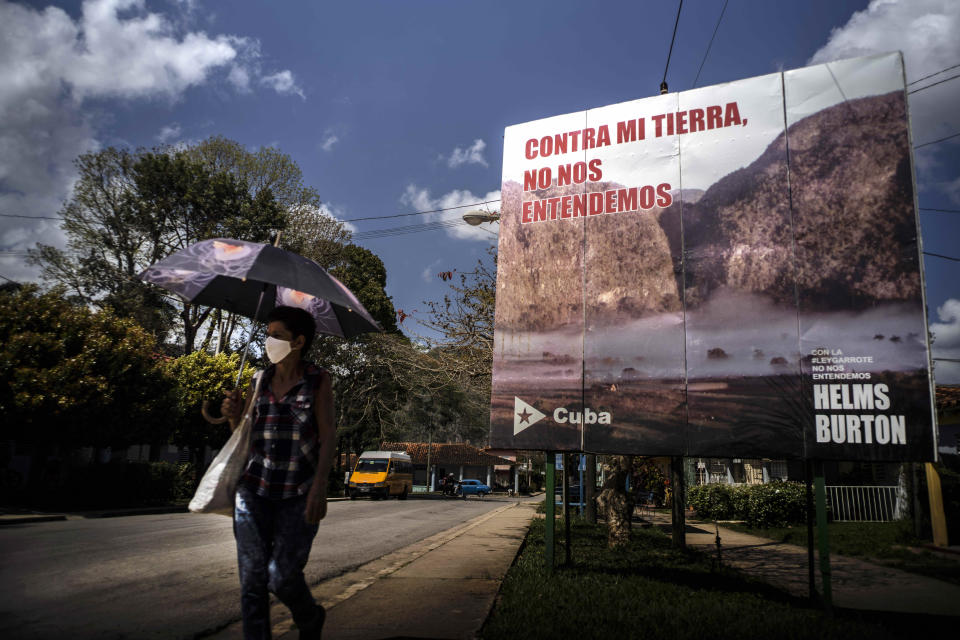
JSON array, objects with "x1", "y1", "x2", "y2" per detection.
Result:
[
  {"x1": 139, "y1": 239, "x2": 266, "y2": 299},
  {"x1": 277, "y1": 287, "x2": 344, "y2": 338}
]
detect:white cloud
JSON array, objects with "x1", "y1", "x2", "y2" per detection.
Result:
[
  {"x1": 0, "y1": 0, "x2": 299, "y2": 282},
  {"x1": 447, "y1": 139, "x2": 489, "y2": 168},
  {"x1": 227, "y1": 64, "x2": 251, "y2": 92},
  {"x1": 931, "y1": 298, "x2": 960, "y2": 384},
  {"x1": 156, "y1": 123, "x2": 182, "y2": 143},
  {"x1": 318, "y1": 203, "x2": 357, "y2": 234},
  {"x1": 261, "y1": 70, "x2": 305, "y2": 99},
  {"x1": 421, "y1": 258, "x2": 443, "y2": 283},
  {"x1": 400, "y1": 184, "x2": 500, "y2": 243},
  {"x1": 320, "y1": 130, "x2": 339, "y2": 152},
  {"x1": 941, "y1": 175, "x2": 960, "y2": 205},
  {"x1": 809, "y1": 0, "x2": 960, "y2": 147}
]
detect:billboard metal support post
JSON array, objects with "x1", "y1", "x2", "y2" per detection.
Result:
[
  {"x1": 579, "y1": 455, "x2": 585, "y2": 517},
  {"x1": 805, "y1": 459, "x2": 816, "y2": 602},
  {"x1": 563, "y1": 453, "x2": 572, "y2": 566},
  {"x1": 671, "y1": 456, "x2": 686, "y2": 548},
  {"x1": 545, "y1": 451, "x2": 555, "y2": 573},
  {"x1": 585, "y1": 454, "x2": 597, "y2": 524},
  {"x1": 813, "y1": 461, "x2": 833, "y2": 612}
]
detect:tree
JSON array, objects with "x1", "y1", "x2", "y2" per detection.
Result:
[
  {"x1": 0, "y1": 286, "x2": 176, "y2": 484},
  {"x1": 30, "y1": 147, "x2": 286, "y2": 352},
  {"x1": 328, "y1": 244, "x2": 399, "y2": 333},
  {"x1": 185, "y1": 136, "x2": 351, "y2": 269},
  {"x1": 164, "y1": 351, "x2": 254, "y2": 475}
]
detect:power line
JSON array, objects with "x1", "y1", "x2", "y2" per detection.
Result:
[
  {"x1": 914, "y1": 131, "x2": 960, "y2": 149},
  {"x1": 924, "y1": 251, "x2": 960, "y2": 262},
  {"x1": 661, "y1": 0, "x2": 684, "y2": 91},
  {"x1": 0, "y1": 199, "x2": 504, "y2": 225},
  {"x1": 353, "y1": 219, "x2": 470, "y2": 240},
  {"x1": 908, "y1": 72, "x2": 960, "y2": 95},
  {"x1": 920, "y1": 208, "x2": 960, "y2": 214},
  {"x1": 342, "y1": 199, "x2": 500, "y2": 222},
  {"x1": 0, "y1": 213, "x2": 64, "y2": 220},
  {"x1": 692, "y1": 0, "x2": 728, "y2": 89},
  {"x1": 908, "y1": 62, "x2": 960, "y2": 86}
]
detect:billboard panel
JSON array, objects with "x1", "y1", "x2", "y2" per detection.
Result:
[
  {"x1": 581, "y1": 93, "x2": 687, "y2": 455},
  {"x1": 490, "y1": 52, "x2": 936, "y2": 461}
]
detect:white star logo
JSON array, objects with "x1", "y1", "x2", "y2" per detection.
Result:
[{"x1": 514, "y1": 397, "x2": 547, "y2": 435}]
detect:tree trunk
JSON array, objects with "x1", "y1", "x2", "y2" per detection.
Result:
[{"x1": 597, "y1": 455, "x2": 635, "y2": 547}]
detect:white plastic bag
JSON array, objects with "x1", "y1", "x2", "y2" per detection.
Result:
[{"x1": 188, "y1": 372, "x2": 263, "y2": 515}]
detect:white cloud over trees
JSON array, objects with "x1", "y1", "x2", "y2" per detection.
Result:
[
  {"x1": 401, "y1": 184, "x2": 500, "y2": 243},
  {"x1": 0, "y1": 0, "x2": 302, "y2": 281}
]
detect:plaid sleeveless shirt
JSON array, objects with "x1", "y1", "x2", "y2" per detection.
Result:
[{"x1": 241, "y1": 363, "x2": 326, "y2": 500}]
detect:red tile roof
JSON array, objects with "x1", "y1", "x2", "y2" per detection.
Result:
[{"x1": 381, "y1": 442, "x2": 515, "y2": 466}]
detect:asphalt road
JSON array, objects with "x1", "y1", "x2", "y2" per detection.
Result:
[{"x1": 0, "y1": 496, "x2": 510, "y2": 639}]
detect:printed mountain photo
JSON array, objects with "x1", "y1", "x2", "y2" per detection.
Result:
[{"x1": 491, "y1": 52, "x2": 936, "y2": 462}]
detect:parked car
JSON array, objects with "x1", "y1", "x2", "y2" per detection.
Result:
[{"x1": 456, "y1": 479, "x2": 491, "y2": 498}]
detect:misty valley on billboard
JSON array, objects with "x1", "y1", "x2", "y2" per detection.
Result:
[{"x1": 490, "y1": 51, "x2": 936, "y2": 463}]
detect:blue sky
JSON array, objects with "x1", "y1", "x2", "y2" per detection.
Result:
[{"x1": 1, "y1": 0, "x2": 958, "y2": 382}]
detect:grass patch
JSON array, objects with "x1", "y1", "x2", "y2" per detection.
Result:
[
  {"x1": 721, "y1": 520, "x2": 960, "y2": 587},
  {"x1": 482, "y1": 518, "x2": 915, "y2": 639}
]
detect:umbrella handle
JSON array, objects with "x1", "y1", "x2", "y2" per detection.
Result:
[{"x1": 201, "y1": 399, "x2": 229, "y2": 425}]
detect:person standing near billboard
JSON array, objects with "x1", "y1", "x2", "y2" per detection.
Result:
[{"x1": 222, "y1": 306, "x2": 335, "y2": 640}]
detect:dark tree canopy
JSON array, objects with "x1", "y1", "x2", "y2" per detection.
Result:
[{"x1": 0, "y1": 285, "x2": 176, "y2": 450}]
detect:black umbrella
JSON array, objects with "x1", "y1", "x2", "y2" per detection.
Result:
[
  {"x1": 140, "y1": 238, "x2": 382, "y2": 338},
  {"x1": 139, "y1": 237, "x2": 383, "y2": 395}
]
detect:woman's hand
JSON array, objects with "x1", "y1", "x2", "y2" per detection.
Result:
[
  {"x1": 221, "y1": 389, "x2": 244, "y2": 429},
  {"x1": 305, "y1": 482, "x2": 328, "y2": 524}
]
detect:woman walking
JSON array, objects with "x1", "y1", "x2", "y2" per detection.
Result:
[{"x1": 222, "y1": 305, "x2": 335, "y2": 639}]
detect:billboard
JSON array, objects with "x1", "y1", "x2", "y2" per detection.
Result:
[{"x1": 491, "y1": 52, "x2": 936, "y2": 462}]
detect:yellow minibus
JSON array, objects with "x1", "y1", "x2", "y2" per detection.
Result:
[{"x1": 347, "y1": 451, "x2": 413, "y2": 500}]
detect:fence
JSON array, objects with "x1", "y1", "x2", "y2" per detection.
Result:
[{"x1": 826, "y1": 485, "x2": 901, "y2": 522}]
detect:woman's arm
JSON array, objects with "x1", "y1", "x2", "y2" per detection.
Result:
[{"x1": 306, "y1": 370, "x2": 335, "y2": 524}]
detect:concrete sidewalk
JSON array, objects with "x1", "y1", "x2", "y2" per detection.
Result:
[
  {"x1": 208, "y1": 499, "x2": 538, "y2": 640},
  {"x1": 649, "y1": 511, "x2": 960, "y2": 617}
]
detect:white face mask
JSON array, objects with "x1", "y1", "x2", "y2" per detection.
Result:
[{"x1": 265, "y1": 336, "x2": 292, "y2": 364}]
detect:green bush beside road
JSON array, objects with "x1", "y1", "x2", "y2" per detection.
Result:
[
  {"x1": 482, "y1": 518, "x2": 903, "y2": 639},
  {"x1": 688, "y1": 481, "x2": 806, "y2": 527},
  {"x1": 10, "y1": 461, "x2": 195, "y2": 510}
]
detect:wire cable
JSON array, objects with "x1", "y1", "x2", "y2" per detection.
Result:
[
  {"x1": 0, "y1": 213, "x2": 64, "y2": 220},
  {"x1": 908, "y1": 72, "x2": 960, "y2": 95},
  {"x1": 662, "y1": 0, "x2": 684, "y2": 89},
  {"x1": 908, "y1": 62, "x2": 960, "y2": 86},
  {"x1": 924, "y1": 251, "x2": 960, "y2": 262},
  {"x1": 920, "y1": 208, "x2": 960, "y2": 214},
  {"x1": 1, "y1": 199, "x2": 504, "y2": 225},
  {"x1": 692, "y1": 0, "x2": 728, "y2": 89},
  {"x1": 914, "y1": 131, "x2": 960, "y2": 150},
  {"x1": 342, "y1": 199, "x2": 500, "y2": 222}
]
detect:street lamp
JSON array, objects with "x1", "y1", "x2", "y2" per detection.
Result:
[{"x1": 462, "y1": 210, "x2": 500, "y2": 225}]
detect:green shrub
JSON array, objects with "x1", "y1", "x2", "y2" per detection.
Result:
[
  {"x1": 48, "y1": 461, "x2": 194, "y2": 509},
  {"x1": 690, "y1": 481, "x2": 807, "y2": 527},
  {"x1": 745, "y1": 481, "x2": 806, "y2": 528},
  {"x1": 688, "y1": 483, "x2": 734, "y2": 520},
  {"x1": 731, "y1": 485, "x2": 751, "y2": 521}
]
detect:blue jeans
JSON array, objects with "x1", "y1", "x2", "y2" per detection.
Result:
[{"x1": 234, "y1": 485, "x2": 321, "y2": 639}]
